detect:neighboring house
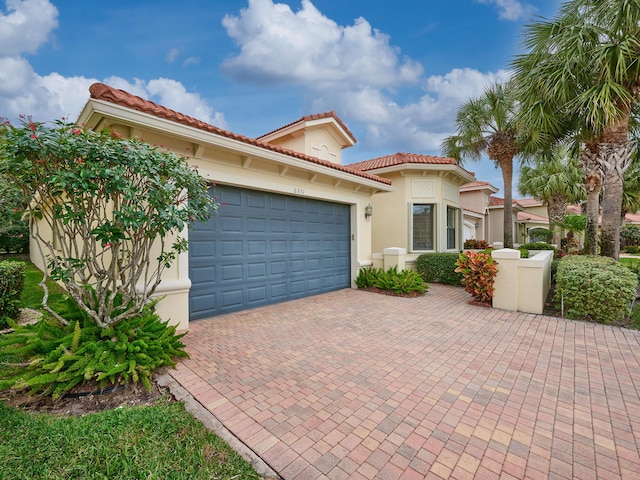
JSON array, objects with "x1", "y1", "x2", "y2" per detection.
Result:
[
  {"x1": 459, "y1": 181, "x2": 498, "y2": 243},
  {"x1": 31, "y1": 83, "x2": 394, "y2": 330},
  {"x1": 460, "y1": 182, "x2": 558, "y2": 246},
  {"x1": 349, "y1": 153, "x2": 475, "y2": 267}
]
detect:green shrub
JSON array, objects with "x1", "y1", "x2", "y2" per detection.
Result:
[
  {"x1": 415, "y1": 253, "x2": 463, "y2": 286},
  {"x1": 454, "y1": 251, "x2": 498, "y2": 304},
  {"x1": 0, "y1": 225, "x2": 29, "y2": 253},
  {"x1": 551, "y1": 258, "x2": 560, "y2": 283},
  {"x1": 554, "y1": 255, "x2": 638, "y2": 324},
  {"x1": 0, "y1": 306, "x2": 188, "y2": 399},
  {"x1": 463, "y1": 239, "x2": 489, "y2": 249},
  {"x1": 520, "y1": 242, "x2": 555, "y2": 251},
  {"x1": 624, "y1": 245, "x2": 640, "y2": 254},
  {"x1": 621, "y1": 225, "x2": 640, "y2": 248},
  {"x1": 519, "y1": 247, "x2": 530, "y2": 259},
  {"x1": 355, "y1": 266, "x2": 428, "y2": 295},
  {"x1": 0, "y1": 261, "x2": 25, "y2": 327},
  {"x1": 528, "y1": 227, "x2": 553, "y2": 243}
]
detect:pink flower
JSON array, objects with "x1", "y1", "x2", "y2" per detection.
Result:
[
  {"x1": 30, "y1": 134, "x2": 37, "y2": 139},
  {"x1": 28, "y1": 123, "x2": 36, "y2": 131},
  {"x1": 76, "y1": 157, "x2": 84, "y2": 163},
  {"x1": 72, "y1": 128, "x2": 82, "y2": 135},
  {"x1": 102, "y1": 242, "x2": 111, "y2": 248}
]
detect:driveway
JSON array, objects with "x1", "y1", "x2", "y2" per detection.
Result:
[{"x1": 169, "y1": 284, "x2": 640, "y2": 479}]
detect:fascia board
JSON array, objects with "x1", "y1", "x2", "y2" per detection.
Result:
[{"x1": 81, "y1": 99, "x2": 393, "y2": 192}]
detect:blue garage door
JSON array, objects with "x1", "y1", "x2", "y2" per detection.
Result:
[{"x1": 188, "y1": 185, "x2": 351, "y2": 320}]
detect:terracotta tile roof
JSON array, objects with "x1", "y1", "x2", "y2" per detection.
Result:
[
  {"x1": 257, "y1": 111, "x2": 357, "y2": 144},
  {"x1": 348, "y1": 152, "x2": 461, "y2": 171},
  {"x1": 567, "y1": 205, "x2": 582, "y2": 215},
  {"x1": 517, "y1": 211, "x2": 548, "y2": 223},
  {"x1": 489, "y1": 196, "x2": 541, "y2": 208},
  {"x1": 625, "y1": 213, "x2": 640, "y2": 223},
  {"x1": 88, "y1": 83, "x2": 390, "y2": 186},
  {"x1": 515, "y1": 198, "x2": 544, "y2": 207},
  {"x1": 460, "y1": 181, "x2": 498, "y2": 192}
]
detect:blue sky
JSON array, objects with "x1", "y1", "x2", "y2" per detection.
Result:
[{"x1": 1, "y1": 0, "x2": 562, "y2": 195}]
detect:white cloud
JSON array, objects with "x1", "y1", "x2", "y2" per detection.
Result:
[
  {"x1": 166, "y1": 47, "x2": 180, "y2": 63},
  {"x1": 221, "y1": 0, "x2": 422, "y2": 88},
  {"x1": 0, "y1": 0, "x2": 58, "y2": 56},
  {"x1": 475, "y1": 0, "x2": 535, "y2": 21},
  {"x1": 183, "y1": 56, "x2": 200, "y2": 66},
  {"x1": 0, "y1": 0, "x2": 225, "y2": 127}
]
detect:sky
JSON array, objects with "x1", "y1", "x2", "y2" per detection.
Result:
[{"x1": 0, "y1": 0, "x2": 563, "y2": 196}]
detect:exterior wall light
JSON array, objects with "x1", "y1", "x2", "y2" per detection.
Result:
[{"x1": 364, "y1": 203, "x2": 373, "y2": 220}]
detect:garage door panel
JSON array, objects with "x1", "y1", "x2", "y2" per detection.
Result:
[{"x1": 189, "y1": 185, "x2": 350, "y2": 320}]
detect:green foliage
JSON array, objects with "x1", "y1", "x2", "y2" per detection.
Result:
[
  {"x1": 454, "y1": 251, "x2": 498, "y2": 304},
  {"x1": 519, "y1": 242, "x2": 556, "y2": 251},
  {"x1": 355, "y1": 266, "x2": 428, "y2": 296},
  {"x1": 0, "y1": 308, "x2": 188, "y2": 399},
  {"x1": 0, "y1": 261, "x2": 25, "y2": 327},
  {"x1": 0, "y1": 402, "x2": 260, "y2": 480},
  {"x1": 621, "y1": 226, "x2": 640, "y2": 248},
  {"x1": 0, "y1": 119, "x2": 215, "y2": 327},
  {"x1": 527, "y1": 228, "x2": 553, "y2": 244},
  {"x1": 519, "y1": 247, "x2": 530, "y2": 259},
  {"x1": 624, "y1": 245, "x2": 640, "y2": 254},
  {"x1": 415, "y1": 253, "x2": 464, "y2": 286},
  {"x1": 554, "y1": 255, "x2": 638, "y2": 324},
  {"x1": 0, "y1": 224, "x2": 29, "y2": 253},
  {"x1": 463, "y1": 239, "x2": 489, "y2": 249}
]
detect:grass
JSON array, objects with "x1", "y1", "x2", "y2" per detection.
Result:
[
  {"x1": 0, "y1": 256, "x2": 260, "y2": 480},
  {"x1": 620, "y1": 256, "x2": 639, "y2": 269},
  {"x1": 0, "y1": 401, "x2": 260, "y2": 480}
]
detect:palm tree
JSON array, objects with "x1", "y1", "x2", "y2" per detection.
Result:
[
  {"x1": 519, "y1": 144, "x2": 585, "y2": 246},
  {"x1": 442, "y1": 82, "x2": 520, "y2": 247},
  {"x1": 513, "y1": 0, "x2": 640, "y2": 259}
]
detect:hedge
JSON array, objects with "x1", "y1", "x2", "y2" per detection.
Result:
[
  {"x1": 415, "y1": 253, "x2": 463, "y2": 286},
  {"x1": 0, "y1": 225, "x2": 29, "y2": 253},
  {"x1": 554, "y1": 255, "x2": 638, "y2": 324},
  {"x1": 0, "y1": 261, "x2": 26, "y2": 326}
]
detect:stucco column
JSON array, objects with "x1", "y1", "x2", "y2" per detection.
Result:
[
  {"x1": 383, "y1": 247, "x2": 406, "y2": 270},
  {"x1": 491, "y1": 248, "x2": 520, "y2": 311}
]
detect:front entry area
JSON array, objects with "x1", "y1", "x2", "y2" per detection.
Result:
[{"x1": 188, "y1": 185, "x2": 351, "y2": 320}]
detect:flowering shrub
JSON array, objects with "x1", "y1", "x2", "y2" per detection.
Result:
[
  {"x1": 454, "y1": 251, "x2": 498, "y2": 304},
  {"x1": 0, "y1": 119, "x2": 215, "y2": 328},
  {"x1": 463, "y1": 239, "x2": 489, "y2": 249}
]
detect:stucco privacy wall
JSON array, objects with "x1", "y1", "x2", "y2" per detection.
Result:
[
  {"x1": 27, "y1": 84, "x2": 393, "y2": 331},
  {"x1": 492, "y1": 248, "x2": 553, "y2": 314}
]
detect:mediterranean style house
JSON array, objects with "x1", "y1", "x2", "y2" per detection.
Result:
[
  {"x1": 348, "y1": 153, "x2": 475, "y2": 268},
  {"x1": 33, "y1": 82, "x2": 565, "y2": 329},
  {"x1": 31, "y1": 83, "x2": 397, "y2": 330}
]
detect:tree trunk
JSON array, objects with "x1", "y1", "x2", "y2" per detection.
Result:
[
  {"x1": 547, "y1": 195, "x2": 567, "y2": 247},
  {"x1": 500, "y1": 157, "x2": 514, "y2": 248},
  {"x1": 600, "y1": 141, "x2": 634, "y2": 259},
  {"x1": 582, "y1": 143, "x2": 601, "y2": 255}
]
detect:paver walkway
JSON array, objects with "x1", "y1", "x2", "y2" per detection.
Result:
[{"x1": 170, "y1": 284, "x2": 640, "y2": 479}]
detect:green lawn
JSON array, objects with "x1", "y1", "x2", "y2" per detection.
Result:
[
  {"x1": 0, "y1": 400, "x2": 259, "y2": 480},
  {"x1": 620, "y1": 256, "x2": 639, "y2": 269},
  {"x1": 0, "y1": 257, "x2": 260, "y2": 480}
]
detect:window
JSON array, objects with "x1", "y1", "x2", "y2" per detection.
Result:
[
  {"x1": 412, "y1": 204, "x2": 435, "y2": 251},
  {"x1": 447, "y1": 206, "x2": 458, "y2": 250}
]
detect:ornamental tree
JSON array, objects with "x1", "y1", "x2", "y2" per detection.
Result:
[{"x1": 0, "y1": 119, "x2": 214, "y2": 328}]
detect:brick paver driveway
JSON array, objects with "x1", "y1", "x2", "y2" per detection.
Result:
[{"x1": 170, "y1": 284, "x2": 640, "y2": 479}]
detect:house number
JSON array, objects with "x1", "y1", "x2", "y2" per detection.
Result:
[{"x1": 294, "y1": 187, "x2": 305, "y2": 194}]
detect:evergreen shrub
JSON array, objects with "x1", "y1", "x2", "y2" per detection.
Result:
[
  {"x1": 554, "y1": 255, "x2": 638, "y2": 324},
  {"x1": 0, "y1": 261, "x2": 25, "y2": 327},
  {"x1": 415, "y1": 253, "x2": 463, "y2": 286}
]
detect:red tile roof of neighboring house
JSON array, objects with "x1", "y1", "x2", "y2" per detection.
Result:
[
  {"x1": 567, "y1": 205, "x2": 582, "y2": 215},
  {"x1": 625, "y1": 213, "x2": 640, "y2": 223},
  {"x1": 348, "y1": 152, "x2": 473, "y2": 175},
  {"x1": 515, "y1": 198, "x2": 544, "y2": 207},
  {"x1": 257, "y1": 111, "x2": 357, "y2": 144},
  {"x1": 489, "y1": 196, "x2": 540, "y2": 208},
  {"x1": 517, "y1": 211, "x2": 548, "y2": 223},
  {"x1": 88, "y1": 83, "x2": 390, "y2": 186},
  {"x1": 460, "y1": 181, "x2": 497, "y2": 192}
]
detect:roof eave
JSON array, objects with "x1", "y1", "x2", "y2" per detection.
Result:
[{"x1": 78, "y1": 99, "x2": 393, "y2": 192}]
